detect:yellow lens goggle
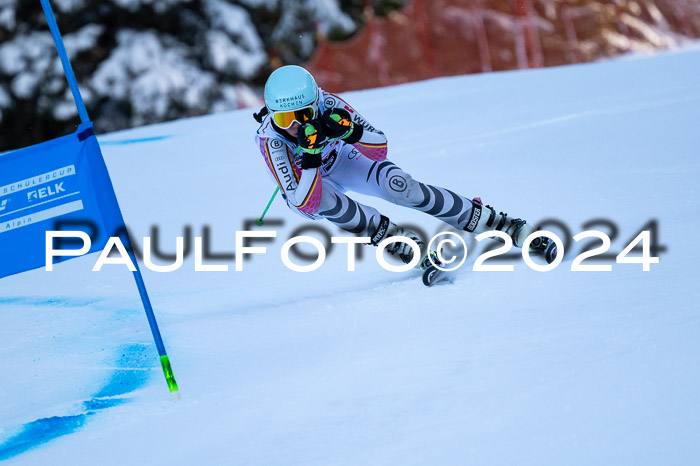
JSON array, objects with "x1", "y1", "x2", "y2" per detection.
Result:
[{"x1": 272, "y1": 105, "x2": 316, "y2": 129}]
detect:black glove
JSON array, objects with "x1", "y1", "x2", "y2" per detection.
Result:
[
  {"x1": 297, "y1": 119, "x2": 327, "y2": 154},
  {"x1": 321, "y1": 107, "x2": 363, "y2": 144},
  {"x1": 297, "y1": 119, "x2": 326, "y2": 168}
]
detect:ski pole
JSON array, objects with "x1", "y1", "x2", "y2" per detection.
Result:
[
  {"x1": 256, "y1": 186, "x2": 280, "y2": 226},
  {"x1": 256, "y1": 147, "x2": 301, "y2": 226}
]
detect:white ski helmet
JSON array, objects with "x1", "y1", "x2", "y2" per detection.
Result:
[{"x1": 264, "y1": 65, "x2": 319, "y2": 112}]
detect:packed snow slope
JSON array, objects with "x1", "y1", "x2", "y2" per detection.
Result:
[{"x1": 2, "y1": 47, "x2": 700, "y2": 465}]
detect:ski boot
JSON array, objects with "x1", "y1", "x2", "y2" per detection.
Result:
[
  {"x1": 418, "y1": 251, "x2": 440, "y2": 271},
  {"x1": 370, "y1": 217, "x2": 454, "y2": 286},
  {"x1": 372, "y1": 218, "x2": 425, "y2": 265},
  {"x1": 464, "y1": 197, "x2": 558, "y2": 264}
]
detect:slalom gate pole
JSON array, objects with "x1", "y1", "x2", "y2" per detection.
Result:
[
  {"x1": 255, "y1": 186, "x2": 280, "y2": 226},
  {"x1": 39, "y1": 0, "x2": 89, "y2": 125},
  {"x1": 127, "y1": 247, "x2": 180, "y2": 398},
  {"x1": 40, "y1": 0, "x2": 179, "y2": 398}
]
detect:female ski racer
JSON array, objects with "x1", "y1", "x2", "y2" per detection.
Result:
[{"x1": 254, "y1": 65, "x2": 556, "y2": 268}]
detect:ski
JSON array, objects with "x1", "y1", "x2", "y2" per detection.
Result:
[
  {"x1": 421, "y1": 265, "x2": 454, "y2": 287},
  {"x1": 419, "y1": 251, "x2": 454, "y2": 287}
]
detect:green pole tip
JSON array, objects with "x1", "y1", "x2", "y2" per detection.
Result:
[
  {"x1": 159, "y1": 355, "x2": 179, "y2": 393},
  {"x1": 255, "y1": 218, "x2": 264, "y2": 226}
]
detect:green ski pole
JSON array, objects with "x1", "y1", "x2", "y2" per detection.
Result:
[{"x1": 256, "y1": 186, "x2": 280, "y2": 226}]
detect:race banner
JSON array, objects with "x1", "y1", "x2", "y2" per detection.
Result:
[{"x1": 0, "y1": 123, "x2": 126, "y2": 278}]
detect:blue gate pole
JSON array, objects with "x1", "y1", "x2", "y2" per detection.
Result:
[
  {"x1": 40, "y1": 0, "x2": 179, "y2": 397},
  {"x1": 39, "y1": 0, "x2": 90, "y2": 125},
  {"x1": 126, "y1": 247, "x2": 180, "y2": 396}
]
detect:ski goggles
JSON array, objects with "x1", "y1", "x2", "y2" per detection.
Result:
[{"x1": 271, "y1": 104, "x2": 317, "y2": 129}]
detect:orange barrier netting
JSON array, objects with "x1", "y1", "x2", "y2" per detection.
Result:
[{"x1": 304, "y1": 0, "x2": 700, "y2": 93}]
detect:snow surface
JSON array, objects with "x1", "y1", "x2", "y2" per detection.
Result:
[{"x1": 1, "y1": 48, "x2": 700, "y2": 465}]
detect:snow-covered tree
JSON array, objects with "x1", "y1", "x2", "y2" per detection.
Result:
[{"x1": 0, "y1": 0, "x2": 365, "y2": 151}]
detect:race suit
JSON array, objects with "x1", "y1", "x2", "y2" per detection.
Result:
[{"x1": 255, "y1": 89, "x2": 479, "y2": 237}]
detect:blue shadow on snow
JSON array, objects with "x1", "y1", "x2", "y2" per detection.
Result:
[
  {"x1": 99, "y1": 135, "x2": 170, "y2": 145},
  {"x1": 0, "y1": 343, "x2": 153, "y2": 460}
]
